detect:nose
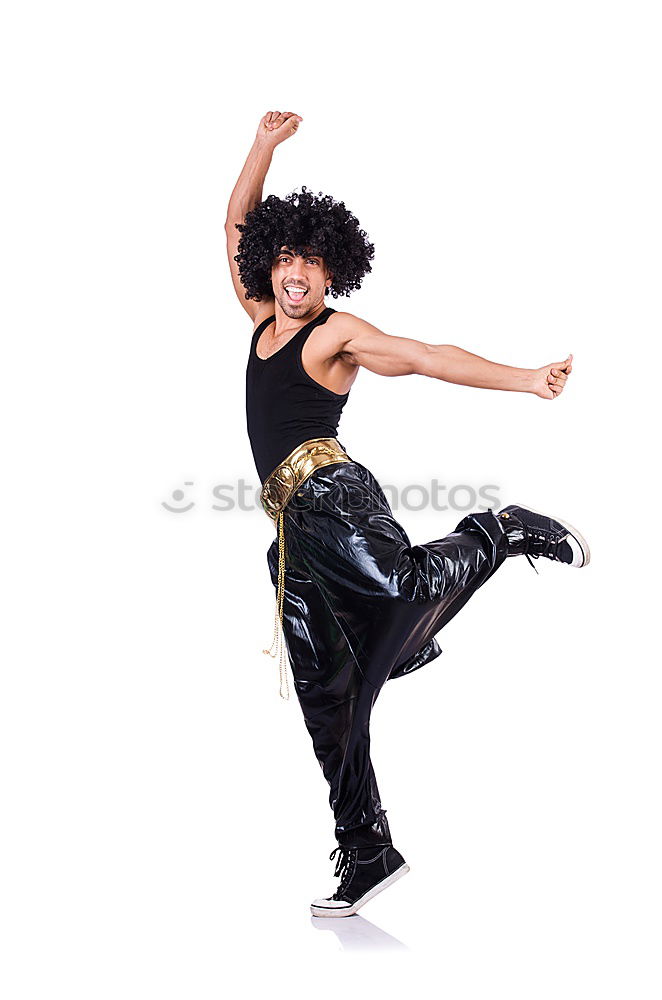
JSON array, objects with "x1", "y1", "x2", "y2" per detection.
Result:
[{"x1": 289, "y1": 256, "x2": 308, "y2": 282}]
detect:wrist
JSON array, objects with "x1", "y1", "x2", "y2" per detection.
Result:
[
  {"x1": 523, "y1": 368, "x2": 537, "y2": 393},
  {"x1": 252, "y1": 134, "x2": 276, "y2": 157}
]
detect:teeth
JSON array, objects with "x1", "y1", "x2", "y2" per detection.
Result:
[{"x1": 286, "y1": 286, "x2": 306, "y2": 293}]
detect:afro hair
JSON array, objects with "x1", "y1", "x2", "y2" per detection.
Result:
[{"x1": 233, "y1": 186, "x2": 375, "y2": 301}]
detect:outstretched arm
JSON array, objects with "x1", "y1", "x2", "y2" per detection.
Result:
[
  {"x1": 335, "y1": 314, "x2": 573, "y2": 400},
  {"x1": 225, "y1": 110, "x2": 303, "y2": 320}
]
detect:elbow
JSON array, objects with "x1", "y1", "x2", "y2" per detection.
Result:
[
  {"x1": 416, "y1": 343, "x2": 454, "y2": 380},
  {"x1": 225, "y1": 215, "x2": 245, "y2": 235}
]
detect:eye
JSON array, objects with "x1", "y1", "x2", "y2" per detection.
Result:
[{"x1": 306, "y1": 258, "x2": 319, "y2": 265}]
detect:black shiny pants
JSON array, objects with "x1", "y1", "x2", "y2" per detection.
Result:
[{"x1": 267, "y1": 458, "x2": 510, "y2": 849}]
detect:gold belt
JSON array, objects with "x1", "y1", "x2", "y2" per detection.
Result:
[{"x1": 260, "y1": 436, "x2": 353, "y2": 699}]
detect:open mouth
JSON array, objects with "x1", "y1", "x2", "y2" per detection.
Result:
[{"x1": 285, "y1": 285, "x2": 308, "y2": 303}]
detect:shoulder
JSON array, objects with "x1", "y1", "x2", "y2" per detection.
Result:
[
  {"x1": 328, "y1": 309, "x2": 359, "y2": 325},
  {"x1": 326, "y1": 309, "x2": 375, "y2": 342},
  {"x1": 322, "y1": 310, "x2": 373, "y2": 358},
  {"x1": 326, "y1": 309, "x2": 367, "y2": 335}
]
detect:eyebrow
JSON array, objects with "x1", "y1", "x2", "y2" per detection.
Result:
[{"x1": 277, "y1": 249, "x2": 322, "y2": 260}]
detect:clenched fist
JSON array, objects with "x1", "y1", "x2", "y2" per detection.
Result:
[
  {"x1": 531, "y1": 354, "x2": 573, "y2": 399},
  {"x1": 256, "y1": 110, "x2": 303, "y2": 148}
]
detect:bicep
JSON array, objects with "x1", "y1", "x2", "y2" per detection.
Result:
[{"x1": 342, "y1": 317, "x2": 434, "y2": 377}]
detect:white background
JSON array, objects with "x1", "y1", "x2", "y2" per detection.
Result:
[{"x1": 2, "y1": 1, "x2": 660, "y2": 996}]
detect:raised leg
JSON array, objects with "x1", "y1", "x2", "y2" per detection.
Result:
[{"x1": 283, "y1": 461, "x2": 510, "y2": 692}]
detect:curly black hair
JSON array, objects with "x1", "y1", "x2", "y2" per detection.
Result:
[{"x1": 233, "y1": 186, "x2": 375, "y2": 301}]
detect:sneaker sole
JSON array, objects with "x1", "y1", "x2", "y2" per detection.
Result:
[
  {"x1": 510, "y1": 502, "x2": 591, "y2": 568},
  {"x1": 309, "y1": 862, "x2": 410, "y2": 918}
]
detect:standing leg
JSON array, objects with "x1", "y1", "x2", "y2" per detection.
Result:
[{"x1": 267, "y1": 539, "x2": 392, "y2": 848}]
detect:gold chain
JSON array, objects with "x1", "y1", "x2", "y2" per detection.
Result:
[
  {"x1": 259, "y1": 438, "x2": 352, "y2": 700},
  {"x1": 262, "y1": 510, "x2": 290, "y2": 700}
]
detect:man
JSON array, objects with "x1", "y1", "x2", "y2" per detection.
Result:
[{"x1": 225, "y1": 110, "x2": 590, "y2": 918}]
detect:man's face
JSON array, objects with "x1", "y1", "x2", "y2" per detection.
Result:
[{"x1": 271, "y1": 246, "x2": 332, "y2": 318}]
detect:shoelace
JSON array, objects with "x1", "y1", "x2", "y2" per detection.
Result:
[
  {"x1": 329, "y1": 845, "x2": 357, "y2": 898},
  {"x1": 523, "y1": 528, "x2": 561, "y2": 576},
  {"x1": 262, "y1": 510, "x2": 290, "y2": 700}
]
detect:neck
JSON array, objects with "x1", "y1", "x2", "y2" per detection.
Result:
[{"x1": 273, "y1": 298, "x2": 328, "y2": 336}]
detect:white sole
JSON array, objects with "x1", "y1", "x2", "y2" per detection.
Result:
[
  {"x1": 309, "y1": 863, "x2": 410, "y2": 918},
  {"x1": 509, "y1": 501, "x2": 591, "y2": 567}
]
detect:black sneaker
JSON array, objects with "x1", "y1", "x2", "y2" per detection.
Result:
[
  {"x1": 496, "y1": 503, "x2": 590, "y2": 571},
  {"x1": 310, "y1": 844, "x2": 410, "y2": 918}
]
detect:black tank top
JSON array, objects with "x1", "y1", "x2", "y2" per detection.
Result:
[{"x1": 245, "y1": 306, "x2": 351, "y2": 483}]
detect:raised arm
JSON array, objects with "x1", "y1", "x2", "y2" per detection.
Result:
[
  {"x1": 334, "y1": 313, "x2": 573, "y2": 400},
  {"x1": 225, "y1": 111, "x2": 303, "y2": 321}
]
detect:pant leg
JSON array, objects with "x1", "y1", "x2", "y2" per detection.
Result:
[
  {"x1": 267, "y1": 538, "x2": 392, "y2": 848},
  {"x1": 373, "y1": 506, "x2": 509, "y2": 688},
  {"x1": 285, "y1": 460, "x2": 510, "y2": 692}
]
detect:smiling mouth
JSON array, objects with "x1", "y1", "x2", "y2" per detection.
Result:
[{"x1": 284, "y1": 286, "x2": 308, "y2": 303}]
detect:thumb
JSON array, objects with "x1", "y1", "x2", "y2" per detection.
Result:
[{"x1": 553, "y1": 353, "x2": 573, "y2": 374}]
